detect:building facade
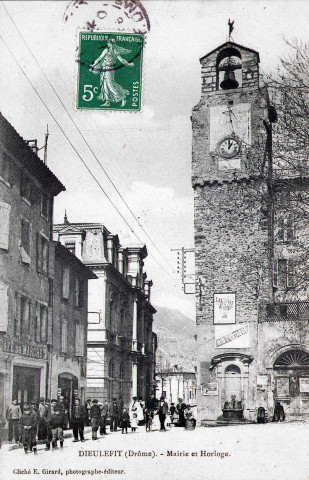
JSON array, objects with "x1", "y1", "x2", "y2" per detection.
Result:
[
  {"x1": 51, "y1": 243, "x2": 97, "y2": 412},
  {"x1": 53, "y1": 221, "x2": 157, "y2": 406},
  {"x1": 156, "y1": 368, "x2": 197, "y2": 406},
  {"x1": 0, "y1": 113, "x2": 65, "y2": 414},
  {"x1": 192, "y1": 41, "x2": 309, "y2": 422}
]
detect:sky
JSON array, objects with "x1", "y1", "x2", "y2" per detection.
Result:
[{"x1": 1, "y1": 0, "x2": 309, "y2": 319}]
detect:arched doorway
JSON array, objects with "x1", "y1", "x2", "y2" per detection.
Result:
[
  {"x1": 58, "y1": 373, "x2": 78, "y2": 419},
  {"x1": 273, "y1": 349, "x2": 309, "y2": 418}
]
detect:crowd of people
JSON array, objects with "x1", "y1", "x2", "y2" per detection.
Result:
[{"x1": 3, "y1": 394, "x2": 197, "y2": 454}]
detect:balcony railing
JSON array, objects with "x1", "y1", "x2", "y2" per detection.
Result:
[{"x1": 262, "y1": 301, "x2": 309, "y2": 322}]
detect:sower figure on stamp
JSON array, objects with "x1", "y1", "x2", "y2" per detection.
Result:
[
  {"x1": 90, "y1": 38, "x2": 134, "y2": 108},
  {"x1": 90, "y1": 399, "x2": 101, "y2": 440}
]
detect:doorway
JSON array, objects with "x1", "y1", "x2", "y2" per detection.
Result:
[{"x1": 12, "y1": 366, "x2": 41, "y2": 411}]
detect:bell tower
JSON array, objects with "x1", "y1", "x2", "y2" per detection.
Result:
[{"x1": 192, "y1": 38, "x2": 274, "y2": 422}]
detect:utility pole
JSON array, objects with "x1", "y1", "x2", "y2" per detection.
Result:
[
  {"x1": 43, "y1": 125, "x2": 49, "y2": 165},
  {"x1": 171, "y1": 247, "x2": 195, "y2": 294}
]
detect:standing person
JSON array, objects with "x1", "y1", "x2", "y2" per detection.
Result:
[
  {"x1": 158, "y1": 397, "x2": 168, "y2": 431},
  {"x1": 90, "y1": 399, "x2": 101, "y2": 440},
  {"x1": 6, "y1": 399, "x2": 21, "y2": 444},
  {"x1": 37, "y1": 398, "x2": 48, "y2": 444},
  {"x1": 57, "y1": 395, "x2": 69, "y2": 430},
  {"x1": 120, "y1": 408, "x2": 130, "y2": 434},
  {"x1": 43, "y1": 399, "x2": 52, "y2": 451},
  {"x1": 99, "y1": 399, "x2": 109, "y2": 436},
  {"x1": 129, "y1": 397, "x2": 139, "y2": 432},
  {"x1": 49, "y1": 406, "x2": 64, "y2": 450},
  {"x1": 85, "y1": 399, "x2": 92, "y2": 426},
  {"x1": 110, "y1": 398, "x2": 119, "y2": 432},
  {"x1": 20, "y1": 405, "x2": 37, "y2": 454},
  {"x1": 176, "y1": 398, "x2": 187, "y2": 427},
  {"x1": 71, "y1": 398, "x2": 87, "y2": 442},
  {"x1": 170, "y1": 403, "x2": 176, "y2": 424}
]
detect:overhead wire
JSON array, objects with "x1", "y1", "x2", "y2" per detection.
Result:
[
  {"x1": 0, "y1": 8, "x2": 182, "y2": 290},
  {"x1": 2, "y1": 2, "x2": 178, "y2": 279}
]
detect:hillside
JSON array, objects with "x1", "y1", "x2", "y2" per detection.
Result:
[{"x1": 153, "y1": 306, "x2": 196, "y2": 370}]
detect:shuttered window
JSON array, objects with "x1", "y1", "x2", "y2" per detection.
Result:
[
  {"x1": 0, "y1": 282, "x2": 9, "y2": 332},
  {"x1": 20, "y1": 219, "x2": 31, "y2": 264},
  {"x1": 61, "y1": 320, "x2": 68, "y2": 353},
  {"x1": 62, "y1": 267, "x2": 70, "y2": 299},
  {"x1": 37, "y1": 234, "x2": 49, "y2": 274},
  {"x1": 75, "y1": 324, "x2": 84, "y2": 357},
  {"x1": 0, "y1": 202, "x2": 10, "y2": 250}
]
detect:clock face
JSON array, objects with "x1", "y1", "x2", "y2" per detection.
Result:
[{"x1": 219, "y1": 137, "x2": 240, "y2": 159}]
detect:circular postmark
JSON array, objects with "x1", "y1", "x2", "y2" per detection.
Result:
[{"x1": 63, "y1": 0, "x2": 151, "y2": 34}]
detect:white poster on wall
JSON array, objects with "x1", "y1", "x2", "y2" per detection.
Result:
[
  {"x1": 215, "y1": 324, "x2": 250, "y2": 349},
  {"x1": 214, "y1": 293, "x2": 236, "y2": 324}
]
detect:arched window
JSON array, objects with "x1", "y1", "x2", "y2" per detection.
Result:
[
  {"x1": 216, "y1": 47, "x2": 242, "y2": 91},
  {"x1": 274, "y1": 350, "x2": 309, "y2": 369},
  {"x1": 225, "y1": 364, "x2": 241, "y2": 375}
]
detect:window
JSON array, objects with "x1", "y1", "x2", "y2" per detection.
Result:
[
  {"x1": 21, "y1": 173, "x2": 31, "y2": 203},
  {"x1": 37, "y1": 234, "x2": 49, "y2": 274},
  {"x1": 273, "y1": 259, "x2": 295, "y2": 289},
  {"x1": 109, "y1": 359, "x2": 114, "y2": 378},
  {"x1": 61, "y1": 320, "x2": 68, "y2": 353},
  {"x1": 62, "y1": 266, "x2": 70, "y2": 299},
  {"x1": 75, "y1": 324, "x2": 84, "y2": 357},
  {"x1": 275, "y1": 213, "x2": 294, "y2": 242},
  {"x1": 75, "y1": 278, "x2": 84, "y2": 308},
  {"x1": 65, "y1": 242, "x2": 76, "y2": 256},
  {"x1": 20, "y1": 219, "x2": 31, "y2": 264},
  {"x1": 0, "y1": 202, "x2": 10, "y2": 250},
  {"x1": 0, "y1": 282, "x2": 9, "y2": 332},
  {"x1": 21, "y1": 296, "x2": 30, "y2": 336},
  {"x1": 41, "y1": 193, "x2": 49, "y2": 219},
  {"x1": 40, "y1": 304, "x2": 47, "y2": 342},
  {"x1": 0, "y1": 154, "x2": 11, "y2": 185}
]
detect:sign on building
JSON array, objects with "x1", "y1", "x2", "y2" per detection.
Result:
[
  {"x1": 215, "y1": 324, "x2": 250, "y2": 349},
  {"x1": 201, "y1": 382, "x2": 218, "y2": 396},
  {"x1": 299, "y1": 377, "x2": 309, "y2": 393},
  {"x1": 257, "y1": 375, "x2": 269, "y2": 391},
  {"x1": 214, "y1": 293, "x2": 236, "y2": 324}
]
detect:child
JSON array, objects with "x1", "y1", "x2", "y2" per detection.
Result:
[
  {"x1": 120, "y1": 407, "x2": 130, "y2": 434},
  {"x1": 20, "y1": 405, "x2": 37, "y2": 454},
  {"x1": 49, "y1": 408, "x2": 64, "y2": 450}
]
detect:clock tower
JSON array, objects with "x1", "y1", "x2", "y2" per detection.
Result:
[{"x1": 192, "y1": 40, "x2": 274, "y2": 422}]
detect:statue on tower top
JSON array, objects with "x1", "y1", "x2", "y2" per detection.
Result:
[{"x1": 228, "y1": 19, "x2": 234, "y2": 40}]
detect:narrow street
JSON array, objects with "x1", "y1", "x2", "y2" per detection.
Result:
[{"x1": 1, "y1": 422, "x2": 308, "y2": 480}]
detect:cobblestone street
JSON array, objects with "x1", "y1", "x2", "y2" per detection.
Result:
[{"x1": 1, "y1": 421, "x2": 308, "y2": 480}]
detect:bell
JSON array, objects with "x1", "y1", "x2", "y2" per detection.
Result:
[{"x1": 220, "y1": 69, "x2": 239, "y2": 90}]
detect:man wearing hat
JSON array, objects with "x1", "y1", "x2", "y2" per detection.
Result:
[
  {"x1": 20, "y1": 405, "x2": 37, "y2": 454},
  {"x1": 71, "y1": 398, "x2": 87, "y2": 442},
  {"x1": 176, "y1": 398, "x2": 186, "y2": 427},
  {"x1": 90, "y1": 399, "x2": 101, "y2": 440},
  {"x1": 109, "y1": 398, "x2": 119, "y2": 432},
  {"x1": 158, "y1": 396, "x2": 169, "y2": 431}
]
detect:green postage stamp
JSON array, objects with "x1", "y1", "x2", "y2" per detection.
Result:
[{"x1": 77, "y1": 32, "x2": 143, "y2": 112}]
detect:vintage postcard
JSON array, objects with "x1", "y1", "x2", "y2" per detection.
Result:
[{"x1": 0, "y1": 1, "x2": 308, "y2": 480}]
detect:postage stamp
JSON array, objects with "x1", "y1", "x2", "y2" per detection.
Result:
[{"x1": 77, "y1": 31, "x2": 143, "y2": 111}]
